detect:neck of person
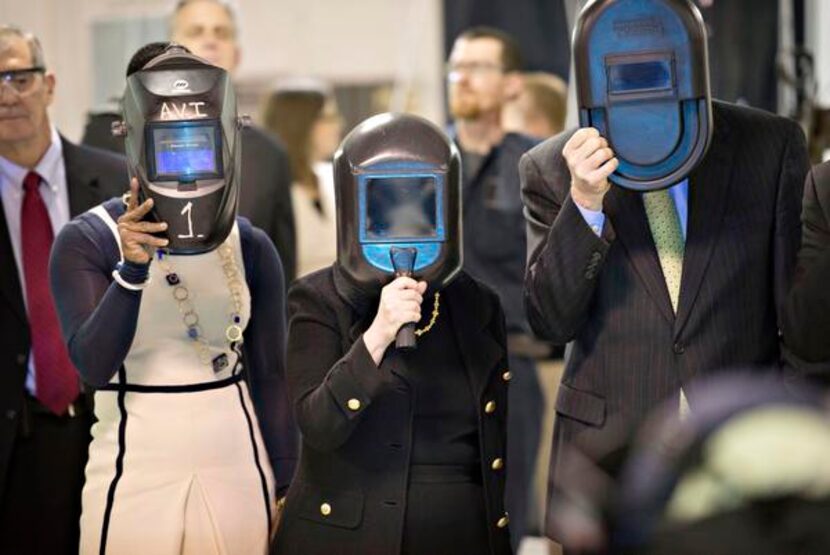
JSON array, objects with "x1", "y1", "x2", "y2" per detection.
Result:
[
  {"x1": 0, "y1": 123, "x2": 52, "y2": 169},
  {"x1": 455, "y1": 111, "x2": 505, "y2": 155}
]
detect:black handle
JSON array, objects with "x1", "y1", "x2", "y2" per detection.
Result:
[
  {"x1": 390, "y1": 247, "x2": 418, "y2": 351},
  {"x1": 396, "y1": 323, "x2": 417, "y2": 349}
]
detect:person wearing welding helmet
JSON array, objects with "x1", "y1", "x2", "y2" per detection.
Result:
[
  {"x1": 520, "y1": 0, "x2": 810, "y2": 545},
  {"x1": 49, "y1": 42, "x2": 297, "y2": 554},
  {"x1": 271, "y1": 113, "x2": 513, "y2": 555}
]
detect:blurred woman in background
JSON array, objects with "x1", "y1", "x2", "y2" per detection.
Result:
[{"x1": 263, "y1": 80, "x2": 343, "y2": 278}]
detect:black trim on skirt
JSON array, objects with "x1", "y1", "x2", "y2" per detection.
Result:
[
  {"x1": 99, "y1": 366, "x2": 129, "y2": 555},
  {"x1": 234, "y1": 381, "x2": 272, "y2": 535}
]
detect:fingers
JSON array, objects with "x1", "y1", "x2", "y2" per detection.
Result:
[
  {"x1": 119, "y1": 179, "x2": 154, "y2": 224},
  {"x1": 563, "y1": 127, "x2": 600, "y2": 157},
  {"x1": 586, "y1": 157, "x2": 619, "y2": 184},
  {"x1": 123, "y1": 231, "x2": 169, "y2": 249},
  {"x1": 585, "y1": 146, "x2": 614, "y2": 167},
  {"x1": 126, "y1": 178, "x2": 139, "y2": 212},
  {"x1": 120, "y1": 221, "x2": 168, "y2": 234},
  {"x1": 389, "y1": 276, "x2": 425, "y2": 291},
  {"x1": 572, "y1": 136, "x2": 609, "y2": 168}
]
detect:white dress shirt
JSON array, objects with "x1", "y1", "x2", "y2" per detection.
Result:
[{"x1": 0, "y1": 127, "x2": 71, "y2": 394}]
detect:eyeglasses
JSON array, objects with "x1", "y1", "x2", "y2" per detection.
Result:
[
  {"x1": 446, "y1": 62, "x2": 504, "y2": 81},
  {"x1": 0, "y1": 67, "x2": 45, "y2": 95}
]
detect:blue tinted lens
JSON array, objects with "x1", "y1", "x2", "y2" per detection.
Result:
[{"x1": 152, "y1": 124, "x2": 219, "y2": 178}]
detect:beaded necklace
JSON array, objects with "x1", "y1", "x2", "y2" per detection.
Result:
[{"x1": 155, "y1": 242, "x2": 245, "y2": 374}]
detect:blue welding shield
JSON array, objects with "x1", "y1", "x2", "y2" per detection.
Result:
[
  {"x1": 333, "y1": 113, "x2": 462, "y2": 296},
  {"x1": 574, "y1": 0, "x2": 712, "y2": 192}
]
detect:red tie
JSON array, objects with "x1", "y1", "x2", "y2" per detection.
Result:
[{"x1": 20, "y1": 171, "x2": 79, "y2": 415}]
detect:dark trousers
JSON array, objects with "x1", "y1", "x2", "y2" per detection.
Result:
[
  {"x1": 505, "y1": 355, "x2": 544, "y2": 550},
  {"x1": 0, "y1": 396, "x2": 92, "y2": 555}
]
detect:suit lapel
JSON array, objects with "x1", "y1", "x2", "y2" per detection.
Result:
[
  {"x1": 674, "y1": 111, "x2": 733, "y2": 336},
  {"x1": 604, "y1": 185, "x2": 675, "y2": 325},
  {"x1": 0, "y1": 204, "x2": 26, "y2": 324},
  {"x1": 62, "y1": 137, "x2": 103, "y2": 216},
  {"x1": 445, "y1": 276, "x2": 504, "y2": 399}
]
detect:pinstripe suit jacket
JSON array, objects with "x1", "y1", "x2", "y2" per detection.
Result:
[{"x1": 519, "y1": 101, "x2": 810, "y2": 539}]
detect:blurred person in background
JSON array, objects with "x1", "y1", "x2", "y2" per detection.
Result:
[
  {"x1": 262, "y1": 79, "x2": 343, "y2": 278},
  {"x1": 446, "y1": 26, "x2": 544, "y2": 551},
  {"x1": 170, "y1": 0, "x2": 298, "y2": 283},
  {"x1": 503, "y1": 72, "x2": 568, "y2": 141},
  {"x1": 783, "y1": 159, "x2": 830, "y2": 387},
  {"x1": 0, "y1": 25, "x2": 127, "y2": 554}
]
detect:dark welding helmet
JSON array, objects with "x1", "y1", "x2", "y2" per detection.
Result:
[
  {"x1": 115, "y1": 44, "x2": 244, "y2": 253},
  {"x1": 613, "y1": 373, "x2": 830, "y2": 554},
  {"x1": 574, "y1": 0, "x2": 712, "y2": 192},
  {"x1": 334, "y1": 113, "x2": 462, "y2": 294}
]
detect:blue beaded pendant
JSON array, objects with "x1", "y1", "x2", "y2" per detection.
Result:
[{"x1": 212, "y1": 353, "x2": 229, "y2": 373}]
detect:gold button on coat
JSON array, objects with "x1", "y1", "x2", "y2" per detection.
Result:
[
  {"x1": 502, "y1": 371, "x2": 512, "y2": 382},
  {"x1": 491, "y1": 458, "x2": 504, "y2": 471},
  {"x1": 484, "y1": 400, "x2": 496, "y2": 414},
  {"x1": 497, "y1": 515, "x2": 509, "y2": 528},
  {"x1": 320, "y1": 502, "x2": 332, "y2": 516},
  {"x1": 347, "y1": 398, "x2": 361, "y2": 411}
]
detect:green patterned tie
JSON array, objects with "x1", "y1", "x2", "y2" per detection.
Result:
[{"x1": 643, "y1": 189, "x2": 690, "y2": 419}]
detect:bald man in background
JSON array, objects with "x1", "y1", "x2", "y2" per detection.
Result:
[{"x1": 171, "y1": 0, "x2": 297, "y2": 283}]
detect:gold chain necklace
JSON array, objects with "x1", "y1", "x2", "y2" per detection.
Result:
[{"x1": 414, "y1": 292, "x2": 441, "y2": 337}]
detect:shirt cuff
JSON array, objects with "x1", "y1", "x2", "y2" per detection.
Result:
[
  {"x1": 575, "y1": 204, "x2": 606, "y2": 236},
  {"x1": 117, "y1": 260, "x2": 150, "y2": 284}
]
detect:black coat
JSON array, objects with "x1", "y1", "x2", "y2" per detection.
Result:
[
  {"x1": 0, "y1": 138, "x2": 127, "y2": 500},
  {"x1": 782, "y1": 160, "x2": 830, "y2": 382},
  {"x1": 520, "y1": 101, "x2": 810, "y2": 541},
  {"x1": 272, "y1": 268, "x2": 512, "y2": 555}
]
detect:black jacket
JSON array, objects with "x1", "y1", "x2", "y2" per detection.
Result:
[
  {"x1": 0, "y1": 138, "x2": 127, "y2": 500},
  {"x1": 456, "y1": 131, "x2": 538, "y2": 334},
  {"x1": 272, "y1": 268, "x2": 512, "y2": 555}
]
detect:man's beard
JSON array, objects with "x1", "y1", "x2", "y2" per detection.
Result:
[{"x1": 449, "y1": 92, "x2": 482, "y2": 120}]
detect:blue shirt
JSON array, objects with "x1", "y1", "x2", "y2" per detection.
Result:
[{"x1": 577, "y1": 178, "x2": 689, "y2": 240}]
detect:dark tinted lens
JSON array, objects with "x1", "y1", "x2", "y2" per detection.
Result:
[
  {"x1": 365, "y1": 176, "x2": 437, "y2": 239},
  {"x1": 608, "y1": 60, "x2": 673, "y2": 94}
]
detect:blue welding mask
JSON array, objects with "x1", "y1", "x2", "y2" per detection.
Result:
[
  {"x1": 333, "y1": 113, "x2": 462, "y2": 295},
  {"x1": 116, "y1": 44, "x2": 244, "y2": 254},
  {"x1": 574, "y1": 0, "x2": 712, "y2": 192}
]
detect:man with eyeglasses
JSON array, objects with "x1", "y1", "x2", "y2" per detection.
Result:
[
  {"x1": 0, "y1": 25, "x2": 127, "y2": 554},
  {"x1": 446, "y1": 26, "x2": 544, "y2": 551}
]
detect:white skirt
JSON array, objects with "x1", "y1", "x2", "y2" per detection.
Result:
[{"x1": 79, "y1": 375, "x2": 275, "y2": 555}]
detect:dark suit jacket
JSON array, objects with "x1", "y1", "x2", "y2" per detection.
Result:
[
  {"x1": 519, "y1": 101, "x2": 810, "y2": 540},
  {"x1": 0, "y1": 138, "x2": 127, "y2": 500},
  {"x1": 272, "y1": 268, "x2": 512, "y2": 555},
  {"x1": 239, "y1": 126, "x2": 297, "y2": 283},
  {"x1": 782, "y1": 161, "x2": 830, "y2": 379},
  {"x1": 457, "y1": 132, "x2": 538, "y2": 334}
]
